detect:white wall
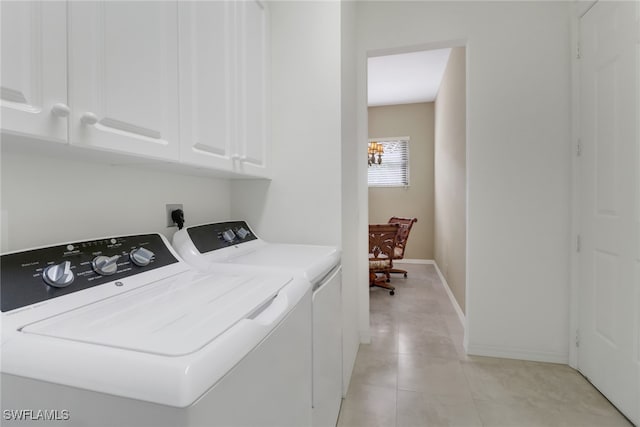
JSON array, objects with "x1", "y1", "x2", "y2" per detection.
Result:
[
  {"x1": 231, "y1": 1, "x2": 342, "y2": 247},
  {"x1": 340, "y1": 0, "x2": 360, "y2": 396},
  {"x1": 357, "y1": 1, "x2": 572, "y2": 363},
  {"x1": 434, "y1": 47, "x2": 467, "y2": 313},
  {"x1": 1, "y1": 151, "x2": 230, "y2": 251}
]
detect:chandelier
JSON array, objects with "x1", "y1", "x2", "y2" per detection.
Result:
[{"x1": 368, "y1": 141, "x2": 383, "y2": 166}]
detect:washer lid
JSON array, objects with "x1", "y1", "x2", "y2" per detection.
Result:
[
  {"x1": 21, "y1": 271, "x2": 292, "y2": 356},
  {"x1": 223, "y1": 244, "x2": 341, "y2": 284}
]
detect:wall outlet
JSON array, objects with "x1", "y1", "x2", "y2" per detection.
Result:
[{"x1": 166, "y1": 204, "x2": 183, "y2": 227}]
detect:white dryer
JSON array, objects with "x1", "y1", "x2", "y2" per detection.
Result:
[
  {"x1": 173, "y1": 221, "x2": 343, "y2": 427},
  {"x1": 1, "y1": 233, "x2": 312, "y2": 427}
]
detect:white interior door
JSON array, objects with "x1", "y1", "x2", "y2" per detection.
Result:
[
  {"x1": 68, "y1": 1, "x2": 179, "y2": 161},
  {"x1": 0, "y1": 1, "x2": 68, "y2": 143},
  {"x1": 578, "y1": 1, "x2": 639, "y2": 424}
]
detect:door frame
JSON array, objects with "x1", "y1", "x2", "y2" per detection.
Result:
[
  {"x1": 568, "y1": 0, "x2": 599, "y2": 370},
  {"x1": 358, "y1": 38, "x2": 469, "y2": 347}
]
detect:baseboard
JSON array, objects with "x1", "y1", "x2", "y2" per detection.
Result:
[
  {"x1": 393, "y1": 259, "x2": 432, "y2": 265},
  {"x1": 393, "y1": 259, "x2": 467, "y2": 330},
  {"x1": 466, "y1": 343, "x2": 569, "y2": 364},
  {"x1": 391, "y1": 260, "x2": 569, "y2": 365},
  {"x1": 393, "y1": 259, "x2": 466, "y2": 328},
  {"x1": 431, "y1": 262, "x2": 466, "y2": 328}
]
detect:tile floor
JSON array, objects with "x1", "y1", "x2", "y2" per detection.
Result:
[{"x1": 337, "y1": 264, "x2": 632, "y2": 427}]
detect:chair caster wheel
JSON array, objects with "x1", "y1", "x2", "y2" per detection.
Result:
[
  {"x1": 404, "y1": 273, "x2": 408, "y2": 278},
  {"x1": 390, "y1": 290, "x2": 395, "y2": 296},
  {"x1": 386, "y1": 279, "x2": 390, "y2": 283}
]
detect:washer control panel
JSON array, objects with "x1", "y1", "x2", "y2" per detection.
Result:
[
  {"x1": 186, "y1": 221, "x2": 258, "y2": 254},
  {"x1": 1, "y1": 234, "x2": 178, "y2": 312}
]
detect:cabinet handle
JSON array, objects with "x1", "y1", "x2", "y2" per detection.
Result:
[
  {"x1": 80, "y1": 112, "x2": 99, "y2": 125},
  {"x1": 51, "y1": 103, "x2": 71, "y2": 118}
]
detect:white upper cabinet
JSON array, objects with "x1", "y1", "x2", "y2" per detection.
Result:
[
  {"x1": 0, "y1": 1, "x2": 68, "y2": 143},
  {"x1": 2, "y1": 0, "x2": 269, "y2": 178},
  {"x1": 179, "y1": 0, "x2": 269, "y2": 177},
  {"x1": 237, "y1": 0, "x2": 269, "y2": 176},
  {"x1": 68, "y1": 1, "x2": 180, "y2": 161},
  {"x1": 178, "y1": 1, "x2": 234, "y2": 171}
]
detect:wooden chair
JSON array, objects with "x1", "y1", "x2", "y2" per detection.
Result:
[
  {"x1": 369, "y1": 223, "x2": 401, "y2": 295},
  {"x1": 387, "y1": 217, "x2": 418, "y2": 278}
]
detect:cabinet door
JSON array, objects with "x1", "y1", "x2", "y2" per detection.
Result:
[
  {"x1": 69, "y1": 1, "x2": 179, "y2": 161},
  {"x1": 237, "y1": 0, "x2": 269, "y2": 177},
  {"x1": 178, "y1": 1, "x2": 234, "y2": 171},
  {"x1": 0, "y1": 1, "x2": 68, "y2": 143}
]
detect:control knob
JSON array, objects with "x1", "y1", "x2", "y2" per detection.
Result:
[
  {"x1": 43, "y1": 261, "x2": 74, "y2": 288},
  {"x1": 130, "y1": 247, "x2": 154, "y2": 267},
  {"x1": 236, "y1": 227, "x2": 250, "y2": 239},
  {"x1": 222, "y1": 229, "x2": 236, "y2": 243},
  {"x1": 92, "y1": 255, "x2": 120, "y2": 276}
]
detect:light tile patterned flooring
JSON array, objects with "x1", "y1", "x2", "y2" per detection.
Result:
[{"x1": 337, "y1": 264, "x2": 632, "y2": 427}]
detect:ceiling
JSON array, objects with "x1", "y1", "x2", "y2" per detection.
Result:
[{"x1": 367, "y1": 48, "x2": 452, "y2": 107}]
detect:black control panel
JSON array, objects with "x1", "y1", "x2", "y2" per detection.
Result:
[
  {"x1": 0, "y1": 234, "x2": 178, "y2": 312},
  {"x1": 186, "y1": 221, "x2": 258, "y2": 254}
]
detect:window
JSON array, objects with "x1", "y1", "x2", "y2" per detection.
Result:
[{"x1": 367, "y1": 138, "x2": 409, "y2": 187}]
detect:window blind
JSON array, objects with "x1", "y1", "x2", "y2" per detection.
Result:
[{"x1": 368, "y1": 139, "x2": 409, "y2": 187}]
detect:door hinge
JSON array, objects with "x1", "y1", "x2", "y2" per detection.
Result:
[
  {"x1": 576, "y1": 42, "x2": 581, "y2": 59},
  {"x1": 576, "y1": 235, "x2": 581, "y2": 253},
  {"x1": 576, "y1": 139, "x2": 582, "y2": 157},
  {"x1": 575, "y1": 329, "x2": 580, "y2": 348}
]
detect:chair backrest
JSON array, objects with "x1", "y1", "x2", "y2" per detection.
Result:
[
  {"x1": 387, "y1": 217, "x2": 418, "y2": 260},
  {"x1": 368, "y1": 224, "x2": 400, "y2": 260}
]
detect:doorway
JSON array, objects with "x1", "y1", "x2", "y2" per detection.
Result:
[{"x1": 365, "y1": 44, "x2": 468, "y2": 336}]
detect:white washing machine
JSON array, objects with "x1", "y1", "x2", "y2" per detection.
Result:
[
  {"x1": 173, "y1": 221, "x2": 343, "y2": 427},
  {"x1": 1, "y1": 233, "x2": 312, "y2": 427}
]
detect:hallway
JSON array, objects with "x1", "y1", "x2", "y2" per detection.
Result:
[{"x1": 337, "y1": 264, "x2": 631, "y2": 427}]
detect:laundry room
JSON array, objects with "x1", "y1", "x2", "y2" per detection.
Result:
[
  {"x1": 1, "y1": 1, "x2": 638, "y2": 426},
  {"x1": 2, "y1": 2, "x2": 347, "y2": 425}
]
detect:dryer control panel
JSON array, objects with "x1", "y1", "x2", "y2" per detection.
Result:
[
  {"x1": 187, "y1": 221, "x2": 258, "y2": 254},
  {"x1": 1, "y1": 234, "x2": 178, "y2": 312}
]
